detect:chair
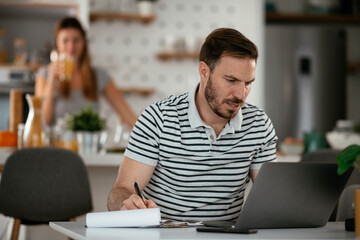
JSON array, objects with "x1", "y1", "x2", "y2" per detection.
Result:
[
  {"x1": 300, "y1": 148, "x2": 341, "y2": 163},
  {"x1": 0, "y1": 147, "x2": 93, "y2": 240},
  {"x1": 300, "y1": 148, "x2": 360, "y2": 221},
  {"x1": 300, "y1": 148, "x2": 360, "y2": 186},
  {"x1": 336, "y1": 184, "x2": 360, "y2": 221}
]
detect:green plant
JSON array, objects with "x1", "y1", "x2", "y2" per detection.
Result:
[
  {"x1": 67, "y1": 106, "x2": 106, "y2": 132},
  {"x1": 337, "y1": 144, "x2": 360, "y2": 175}
]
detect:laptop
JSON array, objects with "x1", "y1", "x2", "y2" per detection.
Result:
[{"x1": 197, "y1": 162, "x2": 352, "y2": 233}]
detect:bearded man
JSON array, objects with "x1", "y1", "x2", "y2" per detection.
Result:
[{"x1": 107, "y1": 28, "x2": 278, "y2": 222}]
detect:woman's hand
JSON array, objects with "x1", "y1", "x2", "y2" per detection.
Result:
[{"x1": 48, "y1": 60, "x2": 65, "y2": 84}]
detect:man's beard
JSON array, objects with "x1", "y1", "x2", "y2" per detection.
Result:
[{"x1": 204, "y1": 76, "x2": 243, "y2": 120}]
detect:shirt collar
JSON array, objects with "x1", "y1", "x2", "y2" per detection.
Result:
[{"x1": 188, "y1": 84, "x2": 242, "y2": 131}]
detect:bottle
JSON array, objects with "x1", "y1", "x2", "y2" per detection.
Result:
[{"x1": 23, "y1": 94, "x2": 46, "y2": 147}]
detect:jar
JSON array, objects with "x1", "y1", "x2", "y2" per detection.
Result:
[
  {"x1": 53, "y1": 118, "x2": 78, "y2": 152},
  {"x1": 13, "y1": 37, "x2": 27, "y2": 65},
  {"x1": 0, "y1": 28, "x2": 7, "y2": 64}
]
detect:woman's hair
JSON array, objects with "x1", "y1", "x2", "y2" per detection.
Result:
[
  {"x1": 199, "y1": 28, "x2": 258, "y2": 72},
  {"x1": 55, "y1": 17, "x2": 98, "y2": 100}
]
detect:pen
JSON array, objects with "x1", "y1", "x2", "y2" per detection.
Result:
[{"x1": 134, "y1": 181, "x2": 145, "y2": 205}]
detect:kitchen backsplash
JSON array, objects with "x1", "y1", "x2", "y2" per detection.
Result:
[{"x1": 88, "y1": 0, "x2": 263, "y2": 139}]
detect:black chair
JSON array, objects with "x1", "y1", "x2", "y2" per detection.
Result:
[
  {"x1": 300, "y1": 148, "x2": 360, "y2": 221},
  {"x1": 301, "y1": 148, "x2": 341, "y2": 163},
  {"x1": 0, "y1": 148, "x2": 93, "y2": 240},
  {"x1": 336, "y1": 184, "x2": 360, "y2": 221},
  {"x1": 301, "y1": 148, "x2": 360, "y2": 186}
]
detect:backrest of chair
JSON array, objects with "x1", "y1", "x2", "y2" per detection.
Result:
[
  {"x1": 300, "y1": 149, "x2": 341, "y2": 163},
  {"x1": 336, "y1": 184, "x2": 360, "y2": 221},
  {"x1": 301, "y1": 148, "x2": 360, "y2": 186},
  {"x1": 0, "y1": 147, "x2": 92, "y2": 223}
]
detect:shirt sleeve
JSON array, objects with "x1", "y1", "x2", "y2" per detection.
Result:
[
  {"x1": 94, "y1": 68, "x2": 111, "y2": 93},
  {"x1": 124, "y1": 103, "x2": 163, "y2": 166},
  {"x1": 250, "y1": 113, "x2": 278, "y2": 170},
  {"x1": 36, "y1": 66, "x2": 48, "y2": 80}
]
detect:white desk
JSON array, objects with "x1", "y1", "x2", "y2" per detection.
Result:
[{"x1": 50, "y1": 221, "x2": 353, "y2": 240}]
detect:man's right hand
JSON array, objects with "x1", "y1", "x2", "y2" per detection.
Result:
[{"x1": 121, "y1": 194, "x2": 157, "y2": 210}]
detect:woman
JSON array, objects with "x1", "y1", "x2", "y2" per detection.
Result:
[{"x1": 35, "y1": 17, "x2": 137, "y2": 128}]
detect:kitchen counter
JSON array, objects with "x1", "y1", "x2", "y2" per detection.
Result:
[
  {"x1": 0, "y1": 151, "x2": 300, "y2": 167},
  {"x1": 0, "y1": 150, "x2": 123, "y2": 167}
]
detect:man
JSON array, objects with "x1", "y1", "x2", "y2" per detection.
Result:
[{"x1": 107, "y1": 28, "x2": 277, "y2": 222}]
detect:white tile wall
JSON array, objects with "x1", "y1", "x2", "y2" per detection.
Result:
[{"x1": 88, "y1": 0, "x2": 265, "y2": 137}]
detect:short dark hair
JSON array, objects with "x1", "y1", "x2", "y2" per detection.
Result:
[{"x1": 199, "y1": 28, "x2": 258, "y2": 72}]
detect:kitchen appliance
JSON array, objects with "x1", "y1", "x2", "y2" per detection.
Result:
[
  {"x1": 0, "y1": 65, "x2": 34, "y2": 84},
  {"x1": 265, "y1": 26, "x2": 346, "y2": 143},
  {"x1": 0, "y1": 65, "x2": 35, "y2": 130}
]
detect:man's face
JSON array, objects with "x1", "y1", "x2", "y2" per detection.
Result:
[{"x1": 204, "y1": 56, "x2": 256, "y2": 120}]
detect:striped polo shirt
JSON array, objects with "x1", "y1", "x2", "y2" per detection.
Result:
[{"x1": 124, "y1": 86, "x2": 278, "y2": 222}]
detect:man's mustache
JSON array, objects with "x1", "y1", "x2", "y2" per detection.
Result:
[{"x1": 223, "y1": 98, "x2": 243, "y2": 105}]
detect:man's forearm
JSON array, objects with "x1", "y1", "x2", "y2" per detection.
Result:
[{"x1": 107, "y1": 187, "x2": 131, "y2": 211}]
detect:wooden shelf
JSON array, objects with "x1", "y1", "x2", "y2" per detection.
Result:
[
  {"x1": 118, "y1": 87, "x2": 155, "y2": 96},
  {"x1": 0, "y1": 63, "x2": 44, "y2": 71},
  {"x1": 266, "y1": 12, "x2": 360, "y2": 25},
  {"x1": 157, "y1": 52, "x2": 199, "y2": 61},
  {"x1": 0, "y1": 3, "x2": 77, "y2": 19},
  {"x1": 90, "y1": 12, "x2": 155, "y2": 24}
]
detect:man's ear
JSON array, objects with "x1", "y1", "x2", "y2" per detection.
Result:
[{"x1": 199, "y1": 61, "x2": 210, "y2": 83}]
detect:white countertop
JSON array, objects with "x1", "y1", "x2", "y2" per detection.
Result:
[{"x1": 0, "y1": 150, "x2": 123, "y2": 167}]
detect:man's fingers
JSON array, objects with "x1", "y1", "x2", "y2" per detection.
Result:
[
  {"x1": 122, "y1": 194, "x2": 147, "y2": 210},
  {"x1": 145, "y1": 199, "x2": 157, "y2": 208},
  {"x1": 133, "y1": 195, "x2": 147, "y2": 209}
]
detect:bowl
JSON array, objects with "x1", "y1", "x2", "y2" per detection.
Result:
[
  {"x1": 280, "y1": 142, "x2": 304, "y2": 156},
  {"x1": 326, "y1": 131, "x2": 360, "y2": 150}
]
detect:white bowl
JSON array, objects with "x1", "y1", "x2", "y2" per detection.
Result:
[
  {"x1": 326, "y1": 131, "x2": 360, "y2": 150},
  {"x1": 280, "y1": 142, "x2": 304, "y2": 156}
]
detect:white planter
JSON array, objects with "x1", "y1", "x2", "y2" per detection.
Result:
[
  {"x1": 76, "y1": 131, "x2": 100, "y2": 154},
  {"x1": 137, "y1": 1, "x2": 155, "y2": 16}
]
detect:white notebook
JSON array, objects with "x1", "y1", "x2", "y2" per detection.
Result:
[{"x1": 86, "y1": 208, "x2": 161, "y2": 228}]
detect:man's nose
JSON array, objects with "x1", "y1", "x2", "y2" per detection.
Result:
[{"x1": 233, "y1": 83, "x2": 246, "y2": 100}]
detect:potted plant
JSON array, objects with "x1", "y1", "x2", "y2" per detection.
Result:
[
  {"x1": 67, "y1": 106, "x2": 106, "y2": 154},
  {"x1": 337, "y1": 144, "x2": 360, "y2": 235},
  {"x1": 337, "y1": 144, "x2": 360, "y2": 175},
  {"x1": 136, "y1": 0, "x2": 158, "y2": 16}
]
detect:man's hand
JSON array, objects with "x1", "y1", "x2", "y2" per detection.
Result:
[{"x1": 121, "y1": 194, "x2": 157, "y2": 210}]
